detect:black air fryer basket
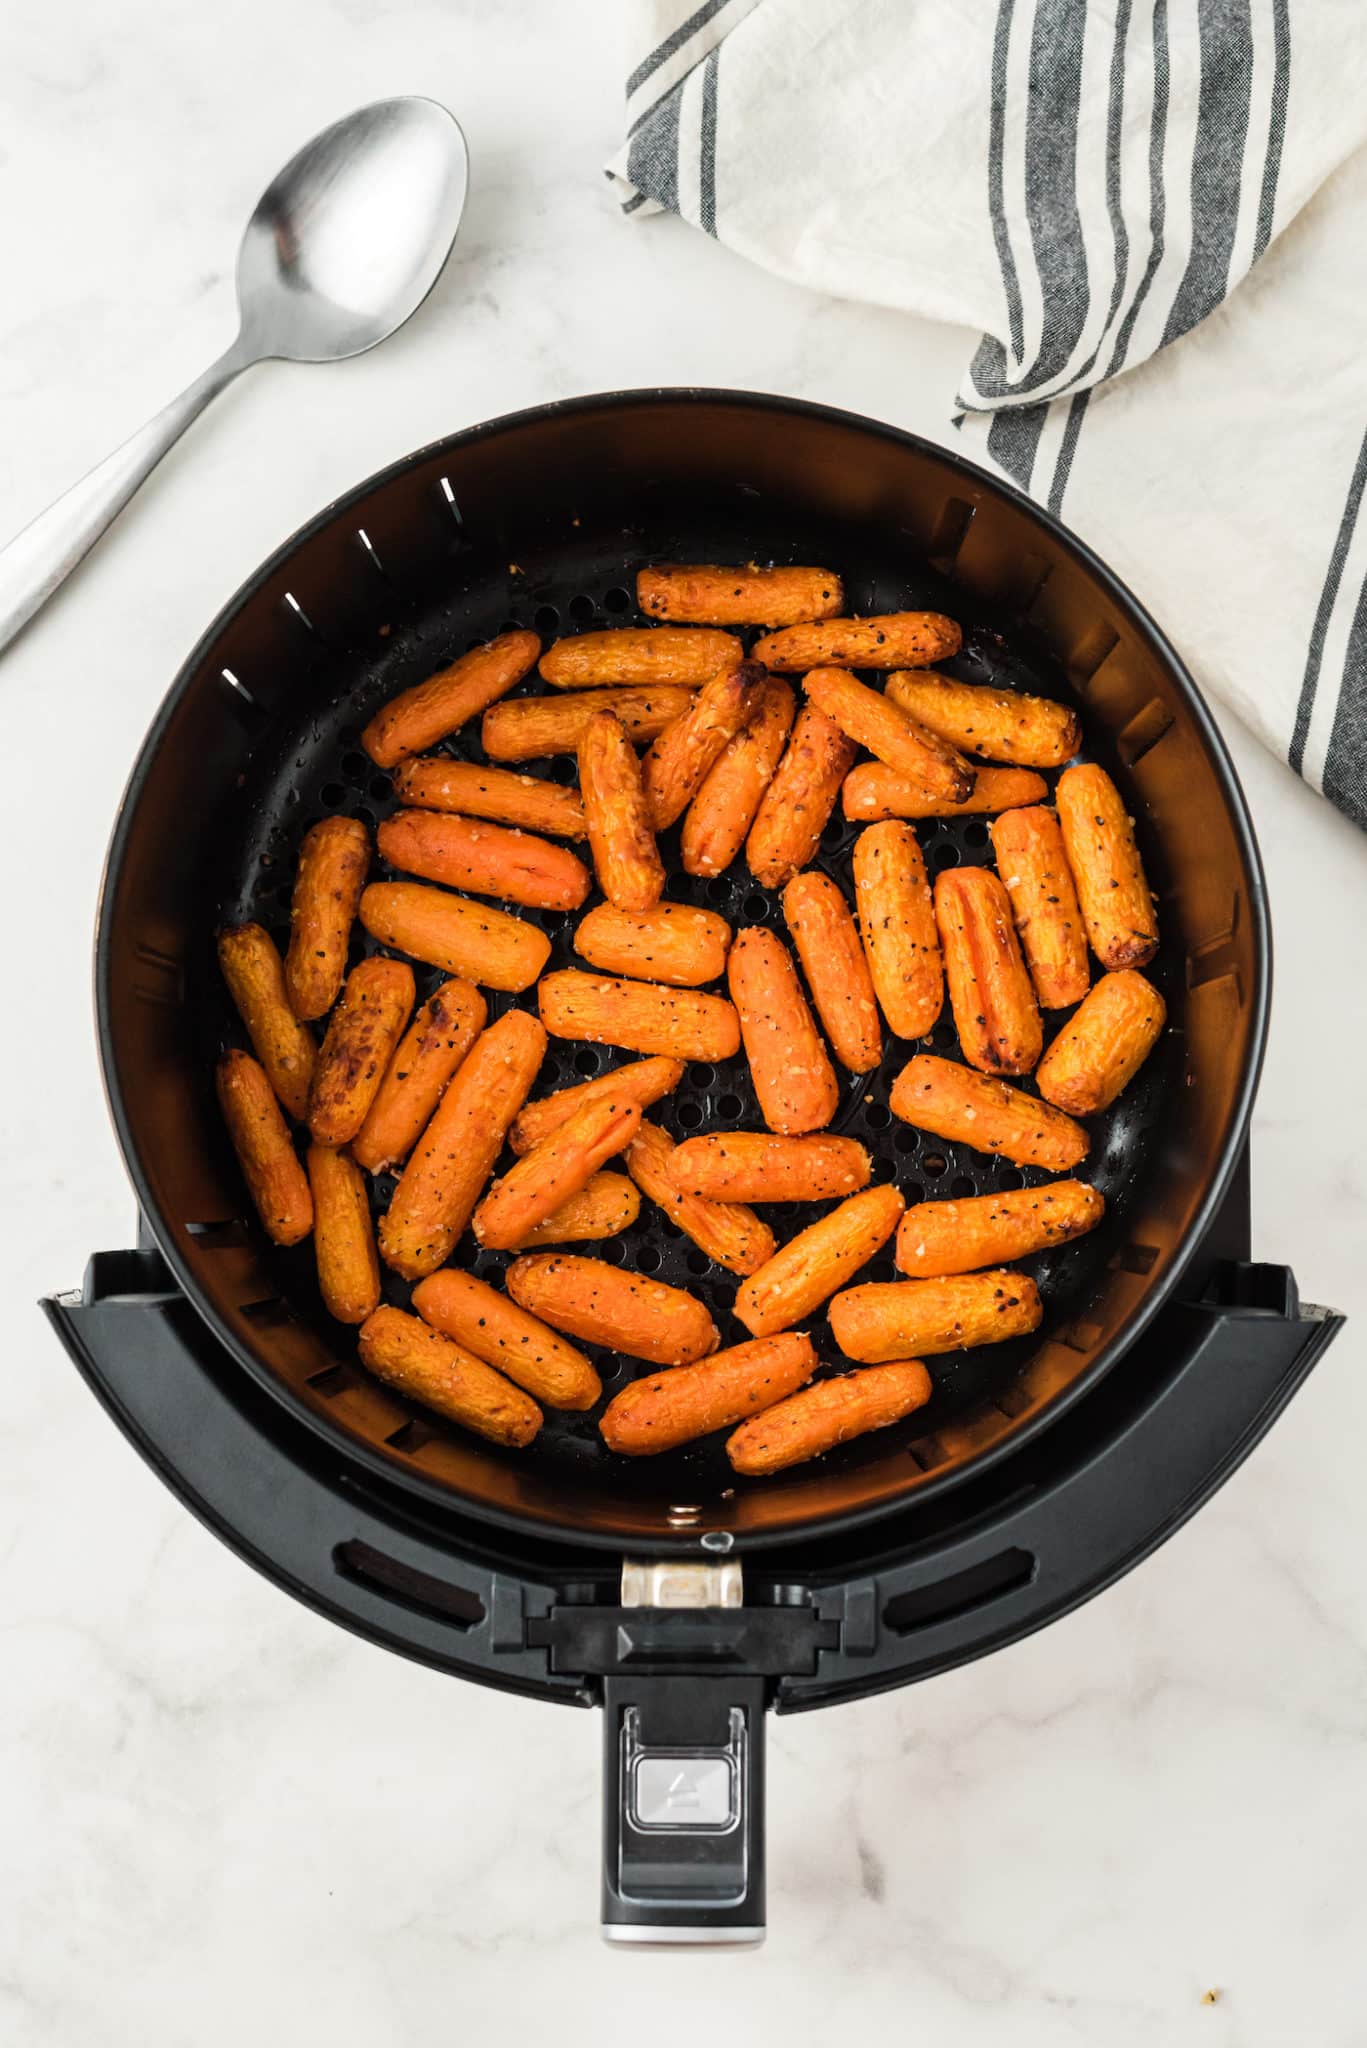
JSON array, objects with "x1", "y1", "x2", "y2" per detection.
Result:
[{"x1": 46, "y1": 393, "x2": 1342, "y2": 1944}]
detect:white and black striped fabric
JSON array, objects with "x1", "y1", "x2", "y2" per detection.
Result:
[{"x1": 609, "y1": 0, "x2": 1367, "y2": 829}]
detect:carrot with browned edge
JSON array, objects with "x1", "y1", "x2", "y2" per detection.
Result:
[
  {"x1": 577, "y1": 709, "x2": 665, "y2": 912},
  {"x1": 681, "y1": 677, "x2": 796, "y2": 881},
  {"x1": 782, "y1": 871, "x2": 882, "y2": 1073},
  {"x1": 481, "y1": 686, "x2": 698, "y2": 762},
  {"x1": 734, "y1": 1185, "x2": 905, "y2": 1338},
  {"x1": 510, "y1": 1056, "x2": 685, "y2": 1155},
  {"x1": 670, "y1": 1132, "x2": 872, "y2": 1204},
  {"x1": 934, "y1": 866, "x2": 1043, "y2": 1075},
  {"x1": 753, "y1": 612, "x2": 962, "y2": 672},
  {"x1": 472, "y1": 1094, "x2": 642, "y2": 1251},
  {"x1": 539, "y1": 970, "x2": 741, "y2": 1062},
  {"x1": 351, "y1": 978, "x2": 487, "y2": 1173},
  {"x1": 990, "y1": 807, "x2": 1091, "y2": 1009},
  {"x1": 727, "y1": 1360, "x2": 933, "y2": 1475},
  {"x1": 377, "y1": 810, "x2": 590, "y2": 913},
  {"x1": 216, "y1": 1050, "x2": 313, "y2": 1246},
  {"x1": 1036, "y1": 969, "x2": 1166, "y2": 1115},
  {"x1": 378, "y1": 1009, "x2": 546, "y2": 1279},
  {"x1": 830, "y1": 1272, "x2": 1042, "y2": 1361},
  {"x1": 842, "y1": 762, "x2": 1048, "y2": 823},
  {"x1": 1055, "y1": 763, "x2": 1159, "y2": 969},
  {"x1": 896, "y1": 1180, "x2": 1105, "y2": 1278},
  {"x1": 359, "y1": 880, "x2": 551, "y2": 992},
  {"x1": 889, "y1": 1054, "x2": 1089, "y2": 1171},
  {"x1": 804, "y1": 667, "x2": 974, "y2": 804},
  {"x1": 506, "y1": 1253, "x2": 719, "y2": 1367},
  {"x1": 361, "y1": 630, "x2": 540, "y2": 768},
  {"x1": 625, "y1": 1119, "x2": 776, "y2": 1277},
  {"x1": 411, "y1": 1268, "x2": 601, "y2": 1410},
  {"x1": 516, "y1": 1171, "x2": 641, "y2": 1247},
  {"x1": 638, "y1": 564, "x2": 844, "y2": 627},
  {"x1": 852, "y1": 820, "x2": 944, "y2": 1041},
  {"x1": 601, "y1": 1333, "x2": 819, "y2": 1455},
  {"x1": 641, "y1": 660, "x2": 765, "y2": 828},
  {"x1": 307, "y1": 957, "x2": 415, "y2": 1145},
  {"x1": 573, "y1": 902, "x2": 732, "y2": 987},
  {"x1": 283, "y1": 816, "x2": 370, "y2": 1021},
  {"x1": 306, "y1": 1145, "x2": 381, "y2": 1324},
  {"x1": 746, "y1": 704, "x2": 855, "y2": 889},
  {"x1": 540, "y1": 626, "x2": 741, "y2": 688},
  {"x1": 728, "y1": 926, "x2": 840, "y2": 1136},
  {"x1": 358, "y1": 1306, "x2": 542, "y2": 1446},
  {"x1": 392, "y1": 757, "x2": 586, "y2": 839},
  {"x1": 217, "y1": 923, "x2": 317, "y2": 1121},
  {"x1": 885, "y1": 672, "x2": 1081, "y2": 769}
]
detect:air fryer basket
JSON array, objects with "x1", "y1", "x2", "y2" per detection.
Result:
[{"x1": 96, "y1": 392, "x2": 1268, "y2": 1548}]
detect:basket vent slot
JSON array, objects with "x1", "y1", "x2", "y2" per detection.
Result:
[{"x1": 883, "y1": 1547, "x2": 1035, "y2": 1635}]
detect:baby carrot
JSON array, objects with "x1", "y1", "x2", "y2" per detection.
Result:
[
  {"x1": 734, "y1": 1184, "x2": 905, "y2": 1338},
  {"x1": 215, "y1": 1050, "x2": 313, "y2": 1246},
  {"x1": 577, "y1": 708, "x2": 665, "y2": 912},
  {"x1": 728, "y1": 925, "x2": 840, "y2": 1135},
  {"x1": 782, "y1": 870, "x2": 882, "y2": 1073},
  {"x1": 361, "y1": 630, "x2": 540, "y2": 768},
  {"x1": 283, "y1": 816, "x2": 370, "y2": 1021},
  {"x1": 307, "y1": 957, "x2": 415, "y2": 1145},
  {"x1": 351, "y1": 978, "x2": 487, "y2": 1173},
  {"x1": 217, "y1": 922, "x2": 317, "y2": 1121},
  {"x1": 601, "y1": 1333, "x2": 819, "y2": 1455}
]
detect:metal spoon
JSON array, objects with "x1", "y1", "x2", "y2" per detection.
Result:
[{"x1": 0, "y1": 97, "x2": 468, "y2": 655}]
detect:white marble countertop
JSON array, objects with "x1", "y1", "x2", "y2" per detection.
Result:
[{"x1": 4, "y1": 4, "x2": 1367, "y2": 2040}]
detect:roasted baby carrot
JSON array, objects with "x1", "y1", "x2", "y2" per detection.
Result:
[
  {"x1": 830, "y1": 1272, "x2": 1042, "y2": 1361},
  {"x1": 481, "y1": 685, "x2": 697, "y2": 762},
  {"x1": 358, "y1": 881, "x2": 551, "y2": 992},
  {"x1": 377, "y1": 1009, "x2": 546, "y2": 1279},
  {"x1": 842, "y1": 762, "x2": 1048, "y2": 822},
  {"x1": 361, "y1": 630, "x2": 540, "y2": 768},
  {"x1": 472, "y1": 1094, "x2": 642, "y2": 1251},
  {"x1": 538, "y1": 970, "x2": 741, "y2": 1062},
  {"x1": 734, "y1": 1185, "x2": 905, "y2": 1338},
  {"x1": 889, "y1": 1054, "x2": 1089, "y2": 1171},
  {"x1": 669, "y1": 1132, "x2": 872, "y2": 1204},
  {"x1": 745, "y1": 705, "x2": 854, "y2": 888},
  {"x1": 377, "y1": 809, "x2": 591, "y2": 913},
  {"x1": 215, "y1": 1050, "x2": 313, "y2": 1246},
  {"x1": 727, "y1": 926, "x2": 840, "y2": 1136},
  {"x1": 680, "y1": 675, "x2": 796, "y2": 877},
  {"x1": 1036, "y1": 969, "x2": 1166, "y2": 1114},
  {"x1": 804, "y1": 667, "x2": 974, "y2": 803},
  {"x1": 306, "y1": 1144, "x2": 381, "y2": 1324},
  {"x1": 625, "y1": 1120, "x2": 776, "y2": 1277},
  {"x1": 540, "y1": 626, "x2": 741, "y2": 688},
  {"x1": 727, "y1": 1360, "x2": 934, "y2": 1475},
  {"x1": 637, "y1": 564, "x2": 844, "y2": 627},
  {"x1": 573, "y1": 902, "x2": 732, "y2": 986},
  {"x1": 1055, "y1": 763, "x2": 1159, "y2": 969},
  {"x1": 885, "y1": 672, "x2": 1081, "y2": 769},
  {"x1": 895, "y1": 1180, "x2": 1105, "y2": 1278},
  {"x1": 351, "y1": 978, "x2": 487, "y2": 1173},
  {"x1": 357, "y1": 1306, "x2": 542, "y2": 1447},
  {"x1": 641, "y1": 660, "x2": 765, "y2": 828},
  {"x1": 753, "y1": 612, "x2": 962, "y2": 672},
  {"x1": 516, "y1": 1171, "x2": 641, "y2": 1247},
  {"x1": 989, "y1": 806, "x2": 1091, "y2": 1009},
  {"x1": 411, "y1": 1268, "x2": 602, "y2": 1410},
  {"x1": 934, "y1": 866, "x2": 1043, "y2": 1075},
  {"x1": 600, "y1": 1333, "x2": 819, "y2": 1456},
  {"x1": 782, "y1": 870, "x2": 882, "y2": 1073},
  {"x1": 577, "y1": 709, "x2": 665, "y2": 912},
  {"x1": 217, "y1": 922, "x2": 317, "y2": 1121},
  {"x1": 505, "y1": 1254, "x2": 719, "y2": 1367},
  {"x1": 852, "y1": 821, "x2": 944, "y2": 1040},
  {"x1": 391, "y1": 757, "x2": 586, "y2": 839},
  {"x1": 307, "y1": 956, "x2": 415, "y2": 1145},
  {"x1": 283, "y1": 816, "x2": 370, "y2": 1021},
  {"x1": 509, "y1": 1055, "x2": 685, "y2": 1155}
]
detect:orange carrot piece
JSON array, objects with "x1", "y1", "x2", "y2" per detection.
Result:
[
  {"x1": 624, "y1": 1119, "x2": 776, "y2": 1277},
  {"x1": 217, "y1": 922, "x2": 317, "y2": 1121},
  {"x1": 573, "y1": 902, "x2": 732, "y2": 987},
  {"x1": 540, "y1": 627, "x2": 741, "y2": 688},
  {"x1": 392, "y1": 757, "x2": 586, "y2": 839},
  {"x1": 888, "y1": 1054, "x2": 1089, "y2": 1171},
  {"x1": 306, "y1": 1144, "x2": 381, "y2": 1324},
  {"x1": 215, "y1": 1050, "x2": 313, "y2": 1246},
  {"x1": 934, "y1": 866, "x2": 1043, "y2": 1076},
  {"x1": 782, "y1": 870, "x2": 882, "y2": 1074},
  {"x1": 361, "y1": 630, "x2": 540, "y2": 768},
  {"x1": 734, "y1": 1185, "x2": 905, "y2": 1338},
  {"x1": 989, "y1": 806, "x2": 1091, "y2": 1009},
  {"x1": 804, "y1": 667, "x2": 974, "y2": 803},
  {"x1": 283, "y1": 817, "x2": 371, "y2": 1021},
  {"x1": 852, "y1": 821, "x2": 944, "y2": 1039},
  {"x1": 351, "y1": 978, "x2": 487, "y2": 1173},
  {"x1": 358, "y1": 881, "x2": 551, "y2": 993},
  {"x1": 601, "y1": 1333, "x2": 819, "y2": 1455},
  {"x1": 1055, "y1": 763, "x2": 1159, "y2": 969},
  {"x1": 307, "y1": 956, "x2": 415, "y2": 1145},
  {"x1": 727, "y1": 1360, "x2": 933, "y2": 1474},
  {"x1": 885, "y1": 672, "x2": 1081, "y2": 769},
  {"x1": 538, "y1": 970, "x2": 741, "y2": 1062},
  {"x1": 481, "y1": 685, "x2": 697, "y2": 762},
  {"x1": 727, "y1": 925, "x2": 840, "y2": 1136},
  {"x1": 745, "y1": 704, "x2": 855, "y2": 889},
  {"x1": 577, "y1": 709, "x2": 665, "y2": 912},
  {"x1": 515, "y1": 1171, "x2": 641, "y2": 1247},
  {"x1": 669, "y1": 1132, "x2": 872, "y2": 1204},
  {"x1": 357, "y1": 1306, "x2": 542, "y2": 1446},
  {"x1": 753, "y1": 612, "x2": 962, "y2": 672},
  {"x1": 641, "y1": 660, "x2": 766, "y2": 828},
  {"x1": 472, "y1": 1094, "x2": 642, "y2": 1251},
  {"x1": 896, "y1": 1179, "x2": 1105, "y2": 1278},
  {"x1": 681, "y1": 675, "x2": 796, "y2": 878},
  {"x1": 830, "y1": 1271, "x2": 1042, "y2": 1361},
  {"x1": 1036, "y1": 969, "x2": 1166, "y2": 1114},
  {"x1": 841, "y1": 762, "x2": 1048, "y2": 822},
  {"x1": 637, "y1": 563, "x2": 843, "y2": 627},
  {"x1": 509, "y1": 1056, "x2": 685, "y2": 1156},
  {"x1": 376, "y1": 809, "x2": 590, "y2": 912},
  {"x1": 505, "y1": 1253, "x2": 719, "y2": 1367},
  {"x1": 411, "y1": 1268, "x2": 601, "y2": 1410}
]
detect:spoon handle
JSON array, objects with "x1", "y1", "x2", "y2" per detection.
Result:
[{"x1": 0, "y1": 338, "x2": 253, "y2": 656}]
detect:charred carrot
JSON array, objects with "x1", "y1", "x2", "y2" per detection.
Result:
[
  {"x1": 392, "y1": 757, "x2": 586, "y2": 839},
  {"x1": 934, "y1": 866, "x2": 1043, "y2": 1075},
  {"x1": 885, "y1": 672, "x2": 1081, "y2": 769},
  {"x1": 896, "y1": 1179, "x2": 1104, "y2": 1278},
  {"x1": 515, "y1": 1171, "x2": 641, "y2": 1247},
  {"x1": 577, "y1": 709, "x2": 665, "y2": 912},
  {"x1": 505, "y1": 1253, "x2": 719, "y2": 1367},
  {"x1": 989, "y1": 806, "x2": 1091, "y2": 1009},
  {"x1": 734, "y1": 1185, "x2": 905, "y2": 1338},
  {"x1": 471, "y1": 1094, "x2": 642, "y2": 1251},
  {"x1": 540, "y1": 627, "x2": 741, "y2": 688},
  {"x1": 361, "y1": 630, "x2": 540, "y2": 768},
  {"x1": 573, "y1": 902, "x2": 732, "y2": 986},
  {"x1": 217, "y1": 922, "x2": 317, "y2": 1121},
  {"x1": 669, "y1": 1132, "x2": 872, "y2": 1204},
  {"x1": 377, "y1": 809, "x2": 590, "y2": 913},
  {"x1": 377, "y1": 1010, "x2": 546, "y2": 1279},
  {"x1": 681, "y1": 676, "x2": 796, "y2": 878},
  {"x1": 1055, "y1": 764, "x2": 1159, "y2": 969},
  {"x1": 481, "y1": 685, "x2": 698, "y2": 762},
  {"x1": 509, "y1": 1056, "x2": 685, "y2": 1155},
  {"x1": 852, "y1": 821, "x2": 944, "y2": 1041},
  {"x1": 1036, "y1": 969, "x2": 1166, "y2": 1114},
  {"x1": 727, "y1": 1360, "x2": 934, "y2": 1475},
  {"x1": 782, "y1": 870, "x2": 882, "y2": 1073},
  {"x1": 728, "y1": 926, "x2": 840, "y2": 1136},
  {"x1": 538, "y1": 970, "x2": 741, "y2": 1062},
  {"x1": 351, "y1": 978, "x2": 487, "y2": 1173},
  {"x1": 411, "y1": 1268, "x2": 602, "y2": 1410},
  {"x1": 753, "y1": 612, "x2": 962, "y2": 672},
  {"x1": 358, "y1": 880, "x2": 551, "y2": 992},
  {"x1": 641, "y1": 660, "x2": 765, "y2": 828},
  {"x1": 283, "y1": 817, "x2": 370, "y2": 1021},
  {"x1": 601, "y1": 1333, "x2": 819, "y2": 1456},
  {"x1": 215, "y1": 1050, "x2": 313, "y2": 1246},
  {"x1": 307, "y1": 957, "x2": 415, "y2": 1145},
  {"x1": 625, "y1": 1120, "x2": 776, "y2": 1277},
  {"x1": 358, "y1": 1306, "x2": 542, "y2": 1446},
  {"x1": 306, "y1": 1144, "x2": 381, "y2": 1324},
  {"x1": 637, "y1": 563, "x2": 844, "y2": 627},
  {"x1": 830, "y1": 1271, "x2": 1042, "y2": 1361},
  {"x1": 889, "y1": 1053, "x2": 1089, "y2": 1171},
  {"x1": 842, "y1": 762, "x2": 1048, "y2": 822},
  {"x1": 804, "y1": 667, "x2": 974, "y2": 803},
  {"x1": 745, "y1": 704, "x2": 855, "y2": 889}
]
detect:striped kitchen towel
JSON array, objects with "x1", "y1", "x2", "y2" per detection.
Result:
[{"x1": 609, "y1": 1, "x2": 1367, "y2": 829}]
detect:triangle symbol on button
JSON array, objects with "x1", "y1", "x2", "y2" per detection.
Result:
[{"x1": 666, "y1": 1771, "x2": 701, "y2": 1808}]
